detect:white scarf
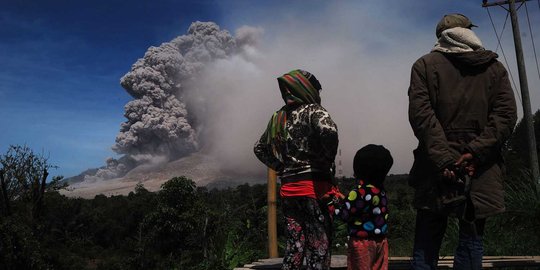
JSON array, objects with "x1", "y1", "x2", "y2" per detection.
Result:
[{"x1": 432, "y1": 27, "x2": 484, "y2": 53}]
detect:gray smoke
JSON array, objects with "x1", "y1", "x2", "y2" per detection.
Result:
[
  {"x1": 115, "y1": 21, "x2": 239, "y2": 158},
  {"x1": 83, "y1": 21, "x2": 261, "y2": 181}
]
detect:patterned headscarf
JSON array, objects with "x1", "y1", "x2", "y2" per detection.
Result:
[{"x1": 265, "y1": 69, "x2": 322, "y2": 161}]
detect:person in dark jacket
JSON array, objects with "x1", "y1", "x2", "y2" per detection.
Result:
[
  {"x1": 407, "y1": 14, "x2": 517, "y2": 270},
  {"x1": 254, "y1": 69, "x2": 340, "y2": 270}
]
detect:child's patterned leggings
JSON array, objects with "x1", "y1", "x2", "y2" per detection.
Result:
[
  {"x1": 347, "y1": 237, "x2": 388, "y2": 270},
  {"x1": 281, "y1": 196, "x2": 333, "y2": 270}
]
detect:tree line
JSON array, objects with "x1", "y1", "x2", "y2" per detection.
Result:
[{"x1": 1, "y1": 112, "x2": 540, "y2": 269}]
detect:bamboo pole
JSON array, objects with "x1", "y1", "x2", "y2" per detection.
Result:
[{"x1": 267, "y1": 168, "x2": 278, "y2": 258}]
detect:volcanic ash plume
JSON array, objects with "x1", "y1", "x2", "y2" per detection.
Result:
[
  {"x1": 80, "y1": 21, "x2": 262, "y2": 182},
  {"x1": 115, "y1": 21, "x2": 239, "y2": 159}
]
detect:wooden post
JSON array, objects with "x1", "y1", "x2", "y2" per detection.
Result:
[
  {"x1": 507, "y1": 0, "x2": 540, "y2": 187},
  {"x1": 267, "y1": 168, "x2": 278, "y2": 258}
]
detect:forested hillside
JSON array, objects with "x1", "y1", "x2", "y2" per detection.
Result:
[
  {"x1": 1, "y1": 173, "x2": 538, "y2": 270},
  {"x1": 2, "y1": 112, "x2": 540, "y2": 269}
]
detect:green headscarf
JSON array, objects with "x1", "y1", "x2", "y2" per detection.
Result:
[{"x1": 265, "y1": 69, "x2": 322, "y2": 161}]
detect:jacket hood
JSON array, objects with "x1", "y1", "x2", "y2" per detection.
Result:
[{"x1": 443, "y1": 50, "x2": 498, "y2": 67}]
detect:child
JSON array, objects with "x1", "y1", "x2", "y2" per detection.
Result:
[{"x1": 336, "y1": 144, "x2": 393, "y2": 270}]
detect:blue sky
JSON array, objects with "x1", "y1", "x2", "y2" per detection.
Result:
[
  {"x1": 1, "y1": 0, "x2": 221, "y2": 176},
  {"x1": 1, "y1": 1, "x2": 539, "y2": 178}
]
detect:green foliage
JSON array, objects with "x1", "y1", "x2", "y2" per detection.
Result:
[
  {"x1": 196, "y1": 183, "x2": 269, "y2": 270},
  {"x1": 490, "y1": 110, "x2": 540, "y2": 255},
  {"x1": 141, "y1": 177, "x2": 198, "y2": 256},
  {"x1": 504, "y1": 109, "x2": 540, "y2": 183},
  {"x1": 0, "y1": 145, "x2": 57, "y2": 218},
  {"x1": 221, "y1": 231, "x2": 259, "y2": 270},
  {"x1": 0, "y1": 145, "x2": 61, "y2": 269},
  {"x1": 484, "y1": 170, "x2": 540, "y2": 255},
  {"x1": 0, "y1": 215, "x2": 49, "y2": 270},
  {"x1": 1, "y1": 148, "x2": 539, "y2": 270},
  {"x1": 384, "y1": 175, "x2": 416, "y2": 256},
  {"x1": 31, "y1": 176, "x2": 271, "y2": 270},
  {"x1": 159, "y1": 176, "x2": 197, "y2": 209}
]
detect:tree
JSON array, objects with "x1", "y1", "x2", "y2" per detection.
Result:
[
  {"x1": 504, "y1": 110, "x2": 540, "y2": 184},
  {"x1": 135, "y1": 176, "x2": 202, "y2": 268},
  {"x1": 0, "y1": 145, "x2": 62, "y2": 270},
  {"x1": 0, "y1": 145, "x2": 59, "y2": 219}
]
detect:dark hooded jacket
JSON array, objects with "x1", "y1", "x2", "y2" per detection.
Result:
[{"x1": 408, "y1": 50, "x2": 517, "y2": 218}]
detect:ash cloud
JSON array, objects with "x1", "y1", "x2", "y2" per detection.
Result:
[
  {"x1": 83, "y1": 21, "x2": 262, "y2": 182},
  {"x1": 184, "y1": 5, "x2": 428, "y2": 178},
  {"x1": 82, "y1": 3, "x2": 450, "y2": 184},
  {"x1": 72, "y1": 2, "x2": 540, "y2": 186},
  {"x1": 80, "y1": 13, "x2": 420, "y2": 183},
  {"x1": 115, "y1": 21, "x2": 239, "y2": 158}
]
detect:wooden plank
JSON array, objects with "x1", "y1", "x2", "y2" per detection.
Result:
[{"x1": 234, "y1": 255, "x2": 540, "y2": 269}]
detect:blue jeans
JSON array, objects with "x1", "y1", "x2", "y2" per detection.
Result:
[{"x1": 411, "y1": 209, "x2": 485, "y2": 270}]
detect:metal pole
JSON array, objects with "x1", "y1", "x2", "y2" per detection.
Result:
[
  {"x1": 508, "y1": 0, "x2": 540, "y2": 185},
  {"x1": 267, "y1": 168, "x2": 278, "y2": 258}
]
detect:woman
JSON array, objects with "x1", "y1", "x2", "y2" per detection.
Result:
[{"x1": 254, "y1": 69, "x2": 339, "y2": 270}]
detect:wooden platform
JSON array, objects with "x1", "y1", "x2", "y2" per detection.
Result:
[{"x1": 234, "y1": 255, "x2": 540, "y2": 269}]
